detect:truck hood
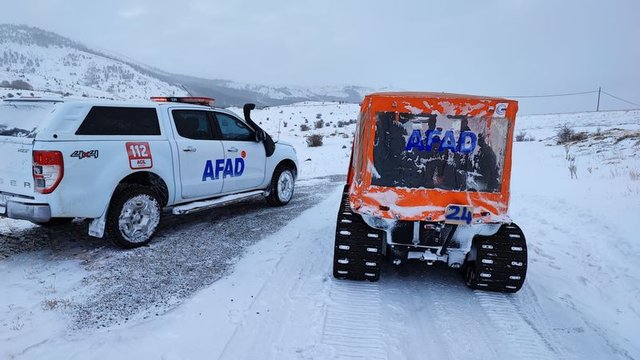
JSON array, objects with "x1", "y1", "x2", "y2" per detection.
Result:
[{"x1": 275, "y1": 139, "x2": 294, "y2": 147}]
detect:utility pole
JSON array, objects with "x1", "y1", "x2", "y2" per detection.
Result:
[{"x1": 596, "y1": 87, "x2": 601, "y2": 112}]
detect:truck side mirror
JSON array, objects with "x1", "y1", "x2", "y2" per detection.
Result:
[{"x1": 255, "y1": 130, "x2": 265, "y2": 142}]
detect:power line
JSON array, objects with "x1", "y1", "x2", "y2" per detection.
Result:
[
  {"x1": 601, "y1": 90, "x2": 640, "y2": 107},
  {"x1": 502, "y1": 90, "x2": 598, "y2": 99},
  {"x1": 497, "y1": 88, "x2": 640, "y2": 110}
]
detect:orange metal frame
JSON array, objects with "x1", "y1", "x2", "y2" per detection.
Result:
[{"x1": 347, "y1": 92, "x2": 518, "y2": 223}]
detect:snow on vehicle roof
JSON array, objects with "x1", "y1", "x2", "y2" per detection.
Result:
[{"x1": 367, "y1": 91, "x2": 513, "y2": 102}]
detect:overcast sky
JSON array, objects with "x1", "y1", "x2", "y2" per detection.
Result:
[{"x1": 1, "y1": 0, "x2": 638, "y2": 113}]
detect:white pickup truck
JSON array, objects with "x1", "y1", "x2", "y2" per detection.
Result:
[{"x1": 0, "y1": 97, "x2": 298, "y2": 248}]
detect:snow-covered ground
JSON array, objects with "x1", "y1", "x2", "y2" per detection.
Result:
[
  {"x1": 1, "y1": 104, "x2": 639, "y2": 359},
  {"x1": 229, "y1": 102, "x2": 361, "y2": 179}
]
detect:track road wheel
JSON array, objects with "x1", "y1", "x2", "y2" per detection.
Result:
[
  {"x1": 266, "y1": 166, "x2": 295, "y2": 206},
  {"x1": 107, "y1": 185, "x2": 162, "y2": 249},
  {"x1": 333, "y1": 185, "x2": 384, "y2": 282},
  {"x1": 463, "y1": 222, "x2": 527, "y2": 293}
]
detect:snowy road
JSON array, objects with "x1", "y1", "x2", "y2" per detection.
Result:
[
  {"x1": 0, "y1": 176, "x2": 345, "y2": 335},
  {"x1": 1, "y1": 107, "x2": 639, "y2": 359}
]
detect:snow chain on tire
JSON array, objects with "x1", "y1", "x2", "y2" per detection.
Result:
[
  {"x1": 333, "y1": 185, "x2": 385, "y2": 282},
  {"x1": 464, "y1": 223, "x2": 527, "y2": 293}
]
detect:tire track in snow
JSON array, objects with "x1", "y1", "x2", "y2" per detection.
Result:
[
  {"x1": 321, "y1": 281, "x2": 388, "y2": 359},
  {"x1": 380, "y1": 265, "x2": 500, "y2": 360},
  {"x1": 475, "y1": 289, "x2": 558, "y2": 360},
  {"x1": 423, "y1": 282, "x2": 500, "y2": 359}
]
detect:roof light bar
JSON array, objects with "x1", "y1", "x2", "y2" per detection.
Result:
[{"x1": 150, "y1": 96, "x2": 215, "y2": 106}]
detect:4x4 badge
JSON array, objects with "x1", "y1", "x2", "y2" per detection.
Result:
[{"x1": 71, "y1": 150, "x2": 99, "y2": 159}]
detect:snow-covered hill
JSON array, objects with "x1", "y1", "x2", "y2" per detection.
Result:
[
  {"x1": 0, "y1": 24, "x2": 378, "y2": 106},
  {"x1": 0, "y1": 24, "x2": 187, "y2": 100},
  {"x1": 1, "y1": 105, "x2": 639, "y2": 359}
]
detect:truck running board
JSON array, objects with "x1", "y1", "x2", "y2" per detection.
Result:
[{"x1": 172, "y1": 190, "x2": 266, "y2": 215}]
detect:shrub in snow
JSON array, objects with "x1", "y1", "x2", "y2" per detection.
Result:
[
  {"x1": 316, "y1": 113, "x2": 322, "y2": 119},
  {"x1": 572, "y1": 132, "x2": 588, "y2": 142},
  {"x1": 314, "y1": 119, "x2": 324, "y2": 129},
  {"x1": 300, "y1": 124, "x2": 310, "y2": 131},
  {"x1": 557, "y1": 124, "x2": 588, "y2": 144},
  {"x1": 283, "y1": 121, "x2": 287, "y2": 128},
  {"x1": 557, "y1": 125, "x2": 574, "y2": 144},
  {"x1": 516, "y1": 130, "x2": 535, "y2": 142},
  {"x1": 337, "y1": 119, "x2": 357, "y2": 128},
  {"x1": 306, "y1": 134, "x2": 324, "y2": 147},
  {"x1": 615, "y1": 132, "x2": 640, "y2": 144},
  {"x1": 1, "y1": 79, "x2": 33, "y2": 90}
]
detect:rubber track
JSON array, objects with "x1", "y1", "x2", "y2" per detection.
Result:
[
  {"x1": 469, "y1": 223, "x2": 528, "y2": 292},
  {"x1": 333, "y1": 185, "x2": 384, "y2": 282}
]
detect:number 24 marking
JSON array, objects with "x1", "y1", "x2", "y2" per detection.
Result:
[{"x1": 446, "y1": 205, "x2": 473, "y2": 224}]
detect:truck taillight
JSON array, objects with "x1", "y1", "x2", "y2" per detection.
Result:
[{"x1": 33, "y1": 151, "x2": 64, "y2": 194}]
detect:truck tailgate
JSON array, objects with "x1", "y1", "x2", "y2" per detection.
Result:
[
  {"x1": 0, "y1": 99, "x2": 59, "y2": 202},
  {"x1": 0, "y1": 136, "x2": 35, "y2": 198}
]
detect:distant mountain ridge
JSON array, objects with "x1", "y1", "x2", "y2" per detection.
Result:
[{"x1": 0, "y1": 24, "x2": 375, "y2": 106}]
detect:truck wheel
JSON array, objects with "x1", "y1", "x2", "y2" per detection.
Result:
[
  {"x1": 107, "y1": 185, "x2": 162, "y2": 249},
  {"x1": 266, "y1": 167, "x2": 295, "y2": 206}
]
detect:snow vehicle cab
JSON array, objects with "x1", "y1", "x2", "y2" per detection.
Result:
[{"x1": 333, "y1": 92, "x2": 527, "y2": 292}]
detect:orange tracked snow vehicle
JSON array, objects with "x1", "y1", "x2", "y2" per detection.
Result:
[{"x1": 334, "y1": 92, "x2": 527, "y2": 292}]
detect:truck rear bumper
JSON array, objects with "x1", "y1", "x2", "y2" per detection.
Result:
[{"x1": 2, "y1": 201, "x2": 51, "y2": 223}]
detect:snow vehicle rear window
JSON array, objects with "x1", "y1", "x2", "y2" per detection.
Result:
[
  {"x1": 76, "y1": 106, "x2": 160, "y2": 136},
  {"x1": 371, "y1": 111, "x2": 509, "y2": 192},
  {"x1": 0, "y1": 101, "x2": 58, "y2": 138}
]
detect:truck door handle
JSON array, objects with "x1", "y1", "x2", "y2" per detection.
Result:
[
  {"x1": 227, "y1": 147, "x2": 238, "y2": 153},
  {"x1": 183, "y1": 146, "x2": 197, "y2": 152}
]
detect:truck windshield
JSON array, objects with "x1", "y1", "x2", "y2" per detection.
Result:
[
  {"x1": 0, "y1": 100, "x2": 59, "y2": 138},
  {"x1": 371, "y1": 111, "x2": 510, "y2": 193}
]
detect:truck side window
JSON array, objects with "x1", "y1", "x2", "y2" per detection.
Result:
[
  {"x1": 76, "y1": 106, "x2": 160, "y2": 135},
  {"x1": 172, "y1": 110, "x2": 214, "y2": 140},
  {"x1": 214, "y1": 113, "x2": 254, "y2": 141}
]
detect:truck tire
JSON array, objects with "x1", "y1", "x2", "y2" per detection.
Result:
[
  {"x1": 266, "y1": 166, "x2": 295, "y2": 206},
  {"x1": 107, "y1": 184, "x2": 162, "y2": 249}
]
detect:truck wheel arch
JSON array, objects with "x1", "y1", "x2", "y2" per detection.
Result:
[
  {"x1": 275, "y1": 159, "x2": 297, "y2": 179},
  {"x1": 115, "y1": 171, "x2": 169, "y2": 207}
]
